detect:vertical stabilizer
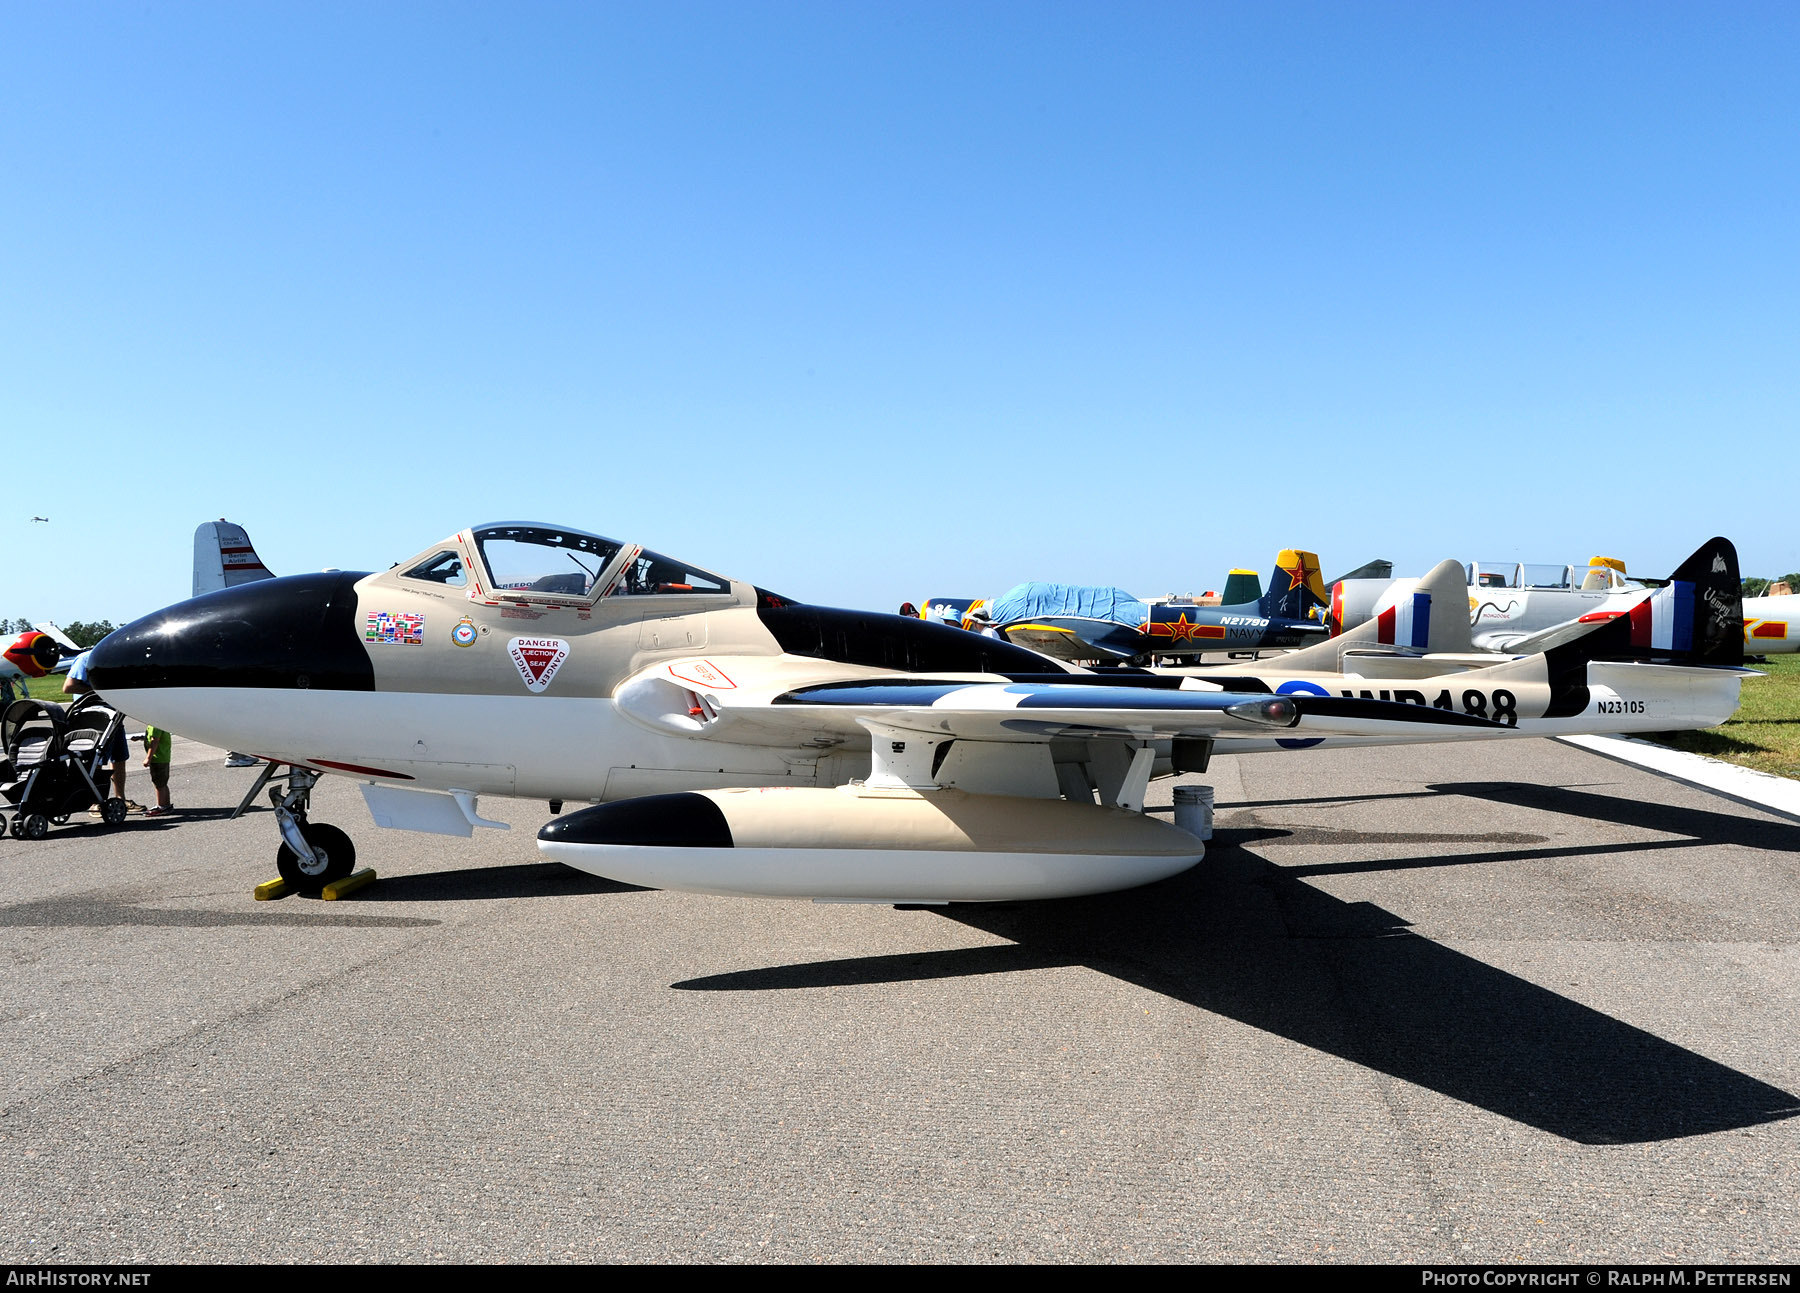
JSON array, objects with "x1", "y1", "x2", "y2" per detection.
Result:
[
  {"x1": 1228, "y1": 557, "x2": 1472, "y2": 674},
  {"x1": 1625, "y1": 536, "x2": 1742, "y2": 666},
  {"x1": 1257, "y1": 550, "x2": 1328, "y2": 621},
  {"x1": 194, "y1": 520, "x2": 275, "y2": 598},
  {"x1": 1219, "y1": 569, "x2": 1262, "y2": 605}
]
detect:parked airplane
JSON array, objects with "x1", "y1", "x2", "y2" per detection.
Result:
[
  {"x1": 87, "y1": 524, "x2": 1745, "y2": 903},
  {"x1": 1331, "y1": 557, "x2": 1648, "y2": 650},
  {"x1": 1742, "y1": 590, "x2": 1800, "y2": 653},
  {"x1": 2, "y1": 623, "x2": 80, "y2": 686},
  {"x1": 1337, "y1": 553, "x2": 1796, "y2": 655},
  {"x1": 917, "y1": 550, "x2": 1333, "y2": 664}
]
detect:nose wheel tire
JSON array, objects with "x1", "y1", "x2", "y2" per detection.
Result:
[{"x1": 275, "y1": 823, "x2": 356, "y2": 894}]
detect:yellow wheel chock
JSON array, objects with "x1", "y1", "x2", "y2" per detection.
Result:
[
  {"x1": 252, "y1": 867, "x2": 378, "y2": 901},
  {"x1": 322, "y1": 868, "x2": 377, "y2": 900}
]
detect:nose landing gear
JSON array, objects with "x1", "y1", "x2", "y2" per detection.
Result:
[{"x1": 234, "y1": 763, "x2": 358, "y2": 894}]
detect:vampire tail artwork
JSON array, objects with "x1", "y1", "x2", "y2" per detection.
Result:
[{"x1": 1542, "y1": 536, "x2": 1744, "y2": 698}]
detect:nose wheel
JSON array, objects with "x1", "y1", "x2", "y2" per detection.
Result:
[
  {"x1": 275, "y1": 822, "x2": 356, "y2": 892},
  {"x1": 238, "y1": 764, "x2": 358, "y2": 895}
]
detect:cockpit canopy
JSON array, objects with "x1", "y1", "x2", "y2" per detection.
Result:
[
  {"x1": 399, "y1": 523, "x2": 732, "y2": 606},
  {"x1": 1465, "y1": 560, "x2": 1639, "y2": 593},
  {"x1": 475, "y1": 525, "x2": 621, "y2": 598}
]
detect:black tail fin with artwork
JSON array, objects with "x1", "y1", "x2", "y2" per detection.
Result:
[{"x1": 1537, "y1": 537, "x2": 1742, "y2": 716}]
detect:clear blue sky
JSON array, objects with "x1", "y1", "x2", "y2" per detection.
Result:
[{"x1": 5, "y1": 2, "x2": 1797, "y2": 625}]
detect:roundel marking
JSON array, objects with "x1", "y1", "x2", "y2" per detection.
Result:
[{"x1": 1275, "y1": 679, "x2": 1328, "y2": 749}]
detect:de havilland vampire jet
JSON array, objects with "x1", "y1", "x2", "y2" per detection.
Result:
[{"x1": 87, "y1": 524, "x2": 1748, "y2": 904}]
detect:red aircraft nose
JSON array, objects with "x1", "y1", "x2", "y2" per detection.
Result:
[{"x1": 3, "y1": 631, "x2": 61, "y2": 678}]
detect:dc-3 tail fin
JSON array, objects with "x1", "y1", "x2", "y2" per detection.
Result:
[
  {"x1": 1526, "y1": 536, "x2": 1744, "y2": 670},
  {"x1": 193, "y1": 520, "x2": 276, "y2": 598},
  {"x1": 1257, "y1": 550, "x2": 1328, "y2": 621}
]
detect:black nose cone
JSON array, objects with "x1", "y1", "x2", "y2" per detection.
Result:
[
  {"x1": 540, "y1": 794, "x2": 734, "y2": 848},
  {"x1": 90, "y1": 572, "x2": 375, "y2": 692}
]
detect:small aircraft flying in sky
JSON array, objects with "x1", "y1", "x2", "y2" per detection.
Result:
[
  {"x1": 89, "y1": 524, "x2": 1746, "y2": 904},
  {"x1": 917, "y1": 550, "x2": 1335, "y2": 664}
]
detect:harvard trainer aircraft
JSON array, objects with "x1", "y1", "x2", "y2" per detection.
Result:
[
  {"x1": 88, "y1": 524, "x2": 1747, "y2": 904},
  {"x1": 1334, "y1": 552, "x2": 1798, "y2": 656}
]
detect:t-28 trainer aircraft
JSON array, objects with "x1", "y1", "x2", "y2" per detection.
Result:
[{"x1": 89, "y1": 524, "x2": 1747, "y2": 904}]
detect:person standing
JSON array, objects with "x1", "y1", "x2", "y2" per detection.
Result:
[
  {"x1": 62, "y1": 649, "x2": 137, "y2": 812},
  {"x1": 142, "y1": 723, "x2": 173, "y2": 816}
]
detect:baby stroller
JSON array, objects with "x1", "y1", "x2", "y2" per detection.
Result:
[{"x1": 0, "y1": 694, "x2": 129, "y2": 839}]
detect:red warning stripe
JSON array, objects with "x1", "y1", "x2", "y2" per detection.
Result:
[{"x1": 309, "y1": 758, "x2": 415, "y2": 780}]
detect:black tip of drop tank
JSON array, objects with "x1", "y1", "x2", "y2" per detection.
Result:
[{"x1": 538, "y1": 793, "x2": 735, "y2": 848}]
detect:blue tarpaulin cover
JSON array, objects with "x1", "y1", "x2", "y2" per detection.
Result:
[{"x1": 987, "y1": 582, "x2": 1148, "y2": 628}]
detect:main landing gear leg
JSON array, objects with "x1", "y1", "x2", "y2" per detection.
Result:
[{"x1": 263, "y1": 767, "x2": 357, "y2": 894}]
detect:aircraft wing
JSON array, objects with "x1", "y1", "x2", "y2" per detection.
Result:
[
  {"x1": 761, "y1": 677, "x2": 1502, "y2": 742},
  {"x1": 615, "y1": 655, "x2": 1502, "y2": 747},
  {"x1": 575, "y1": 655, "x2": 1507, "y2": 901},
  {"x1": 33, "y1": 622, "x2": 81, "y2": 655}
]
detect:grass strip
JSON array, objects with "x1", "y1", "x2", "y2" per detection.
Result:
[{"x1": 1645, "y1": 653, "x2": 1800, "y2": 781}]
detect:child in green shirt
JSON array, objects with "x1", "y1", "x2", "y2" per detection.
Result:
[{"x1": 142, "y1": 725, "x2": 173, "y2": 816}]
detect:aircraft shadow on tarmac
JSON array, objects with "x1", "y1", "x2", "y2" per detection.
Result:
[
  {"x1": 354, "y1": 861, "x2": 648, "y2": 902},
  {"x1": 676, "y1": 790, "x2": 1800, "y2": 1146}
]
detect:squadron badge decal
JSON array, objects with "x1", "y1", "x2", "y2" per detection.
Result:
[
  {"x1": 508, "y1": 637, "x2": 570, "y2": 692},
  {"x1": 451, "y1": 617, "x2": 479, "y2": 647}
]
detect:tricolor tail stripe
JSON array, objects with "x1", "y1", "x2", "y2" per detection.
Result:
[
  {"x1": 1628, "y1": 581, "x2": 1694, "y2": 653},
  {"x1": 1376, "y1": 592, "x2": 1431, "y2": 648}
]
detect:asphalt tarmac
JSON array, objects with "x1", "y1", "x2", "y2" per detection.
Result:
[{"x1": 1, "y1": 736, "x2": 1796, "y2": 1263}]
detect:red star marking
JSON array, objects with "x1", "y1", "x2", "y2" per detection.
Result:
[{"x1": 1150, "y1": 614, "x2": 1200, "y2": 642}]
